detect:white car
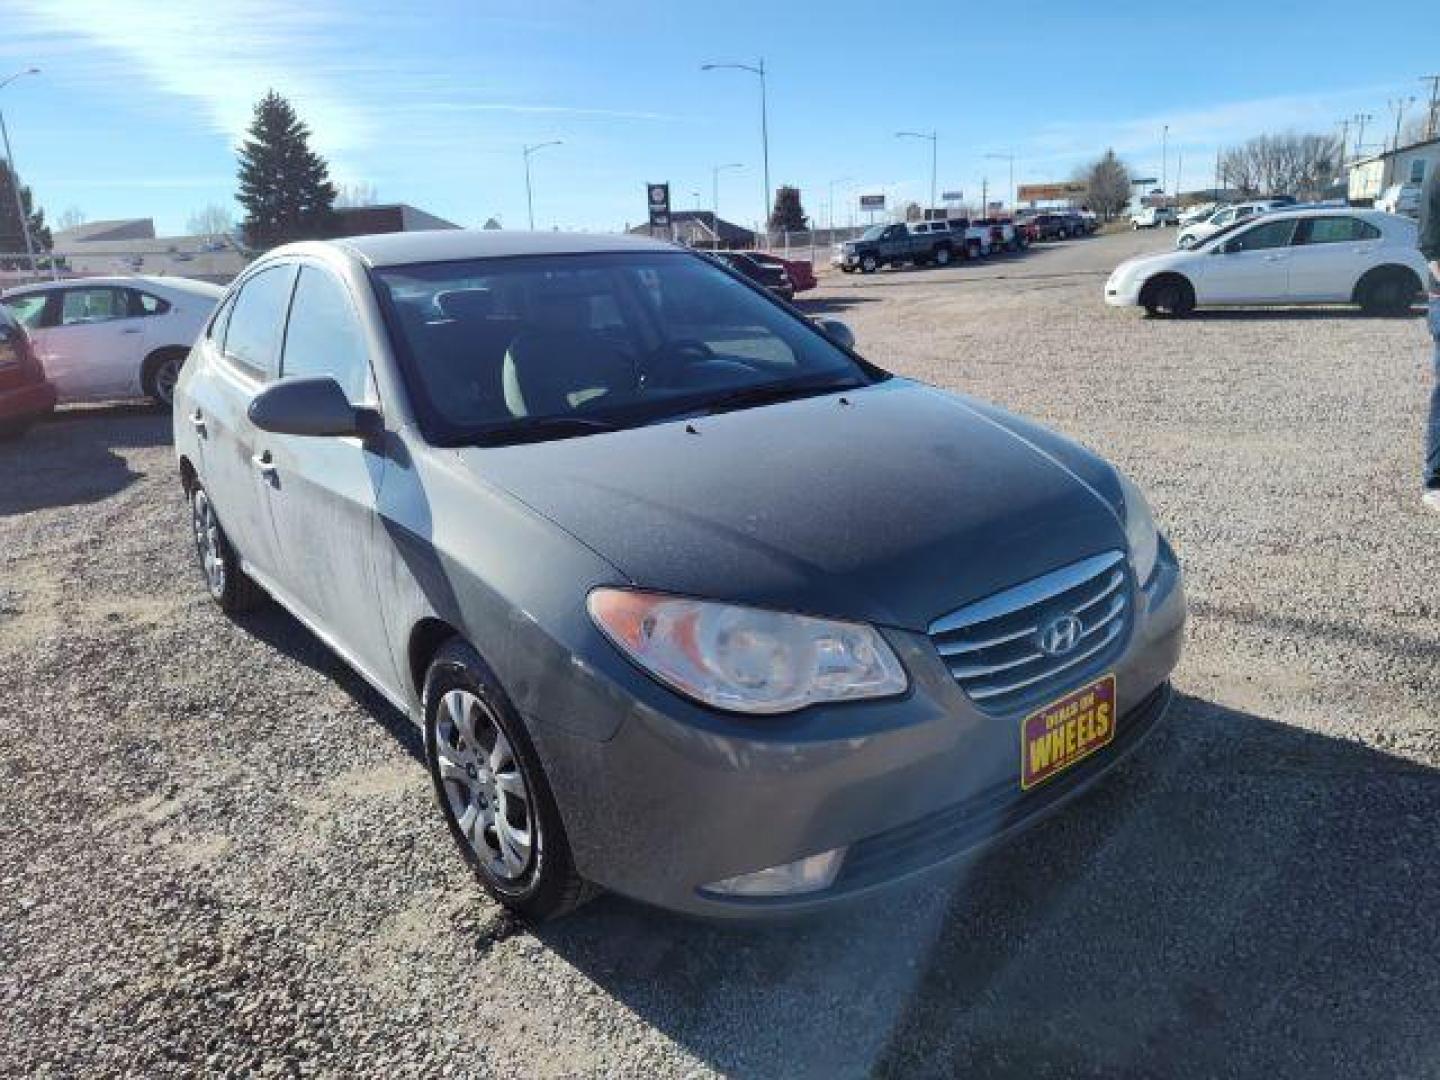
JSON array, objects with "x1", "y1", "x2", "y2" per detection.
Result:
[
  {"x1": 1131, "y1": 206, "x2": 1178, "y2": 229},
  {"x1": 1178, "y1": 202, "x2": 1217, "y2": 227},
  {"x1": 0, "y1": 276, "x2": 223, "y2": 405},
  {"x1": 1104, "y1": 208, "x2": 1427, "y2": 317},
  {"x1": 1175, "y1": 201, "x2": 1285, "y2": 249}
]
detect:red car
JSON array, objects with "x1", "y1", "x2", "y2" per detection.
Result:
[
  {"x1": 749, "y1": 251, "x2": 818, "y2": 294},
  {"x1": 0, "y1": 304, "x2": 56, "y2": 441}
]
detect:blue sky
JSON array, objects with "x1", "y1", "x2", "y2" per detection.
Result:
[{"x1": 2, "y1": 0, "x2": 1438, "y2": 237}]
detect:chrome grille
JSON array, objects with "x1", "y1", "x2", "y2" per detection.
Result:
[{"x1": 929, "y1": 551, "x2": 1132, "y2": 715}]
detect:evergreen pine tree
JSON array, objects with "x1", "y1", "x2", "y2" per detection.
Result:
[
  {"x1": 0, "y1": 160, "x2": 52, "y2": 263},
  {"x1": 236, "y1": 91, "x2": 338, "y2": 249},
  {"x1": 768, "y1": 186, "x2": 809, "y2": 233}
]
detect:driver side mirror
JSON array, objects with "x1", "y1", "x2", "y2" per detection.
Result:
[
  {"x1": 814, "y1": 317, "x2": 856, "y2": 350},
  {"x1": 249, "y1": 376, "x2": 380, "y2": 438}
]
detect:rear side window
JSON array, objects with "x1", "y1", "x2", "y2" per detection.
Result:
[
  {"x1": 223, "y1": 264, "x2": 297, "y2": 378},
  {"x1": 4, "y1": 293, "x2": 47, "y2": 330},
  {"x1": 60, "y1": 287, "x2": 129, "y2": 325},
  {"x1": 1296, "y1": 217, "x2": 1382, "y2": 245},
  {"x1": 280, "y1": 267, "x2": 373, "y2": 403}
]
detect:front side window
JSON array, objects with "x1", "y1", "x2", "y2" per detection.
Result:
[
  {"x1": 1223, "y1": 219, "x2": 1297, "y2": 253},
  {"x1": 280, "y1": 267, "x2": 372, "y2": 403},
  {"x1": 60, "y1": 288, "x2": 129, "y2": 325},
  {"x1": 1296, "y1": 217, "x2": 1382, "y2": 245},
  {"x1": 375, "y1": 251, "x2": 876, "y2": 445},
  {"x1": 223, "y1": 264, "x2": 297, "y2": 378}
]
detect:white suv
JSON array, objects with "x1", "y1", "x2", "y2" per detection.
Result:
[{"x1": 1132, "y1": 207, "x2": 1178, "y2": 229}]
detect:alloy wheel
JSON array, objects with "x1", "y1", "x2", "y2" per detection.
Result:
[
  {"x1": 154, "y1": 357, "x2": 182, "y2": 405},
  {"x1": 190, "y1": 488, "x2": 226, "y2": 598},
  {"x1": 434, "y1": 689, "x2": 536, "y2": 882}
]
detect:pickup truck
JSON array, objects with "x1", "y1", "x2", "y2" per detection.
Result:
[
  {"x1": 1131, "y1": 206, "x2": 1178, "y2": 229},
  {"x1": 833, "y1": 221, "x2": 958, "y2": 272}
]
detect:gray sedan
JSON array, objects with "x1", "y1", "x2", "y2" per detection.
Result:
[{"x1": 173, "y1": 230, "x2": 1184, "y2": 920}]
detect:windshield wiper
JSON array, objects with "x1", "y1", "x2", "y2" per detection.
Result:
[
  {"x1": 700, "y1": 376, "x2": 863, "y2": 416},
  {"x1": 469, "y1": 415, "x2": 620, "y2": 447}
]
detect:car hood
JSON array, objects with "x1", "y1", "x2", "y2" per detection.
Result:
[{"x1": 459, "y1": 379, "x2": 1128, "y2": 632}]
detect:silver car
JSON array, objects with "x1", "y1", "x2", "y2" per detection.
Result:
[{"x1": 174, "y1": 230, "x2": 1185, "y2": 920}]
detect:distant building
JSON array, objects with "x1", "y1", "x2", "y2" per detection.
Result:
[
  {"x1": 52, "y1": 218, "x2": 157, "y2": 245},
  {"x1": 332, "y1": 203, "x2": 460, "y2": 237},
  {"x1": 1348, "y1": 136, "x2": 1440, "y2": 205},
  {"x1": 627, "y1": 211, "x2": 755, "y2": 249}
]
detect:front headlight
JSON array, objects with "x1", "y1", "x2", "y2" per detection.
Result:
[
  {"x1": 588, "y1": 589, "x2": 908, "y2": 715},
  {"x1": 1116, "y1": 471, "x2": 1160, "y2": 586}
]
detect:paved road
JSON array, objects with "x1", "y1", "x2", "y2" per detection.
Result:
[{"x1": 2, "y1": 231, "x2": 1437, "y2": 1078}]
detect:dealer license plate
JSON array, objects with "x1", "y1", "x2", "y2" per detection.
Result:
[{"x1": 1020, "y1": 674, "x2": 1117, "y2": 791}]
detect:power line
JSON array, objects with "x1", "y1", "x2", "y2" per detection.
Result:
[{"x1": 1422, "y1": 75, "x2": 1440, "y2": 140}]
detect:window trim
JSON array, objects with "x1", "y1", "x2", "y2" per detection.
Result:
[
  {"x1": 56, "y1": 285, "x2": 134, "y2": 328},
  {"x1": 1292, "y1": 216, "x2": 1381, "y2": 246}
]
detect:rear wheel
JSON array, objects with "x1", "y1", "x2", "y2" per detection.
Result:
[
  {"x1": 860, "y1": 253, "x2": 879, "y2": 273},
  {"x1": 1358, "y1": 268, "x2": 1420, "y2": 316},
  {"x1": 423, "y1": 639, "x2": 593, "y2": 922},
  {"x1": 933, "y1": 245, "x2": 952, "y2": 267},
  {"x1": 1141, "y1": 275, "x2": 1196, "y2": 318},
  {"x1": 188, "y1": 483, "x2": 264, "y2": 613},
  {"x1": 143, "y1": 348, "x2": 189, "y2": 407}
]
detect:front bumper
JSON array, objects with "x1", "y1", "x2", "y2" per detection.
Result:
[
  {"x1": 0, "y1": 378, "x2": 57, "y2": 424},
  {"x1": 1104, "y1": 274, "x2": 1143, "y2": 307},
  {"x1": 535, "y1": 546, "x2": 1186, "y2": 918}
]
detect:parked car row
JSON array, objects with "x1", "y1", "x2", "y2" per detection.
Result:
[
  {"x1": 1106, "y1": 207, "x2": 1426, "y2": 318},
  {"x1": 830, "y1": 209, "x2": 1094, "y2": 275},
  {"x1": 708, "y1": 250, "x2": 817, "y2": 301}
]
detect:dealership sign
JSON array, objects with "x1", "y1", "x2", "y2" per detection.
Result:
[
  {"x1": 941, "y1": 190, "x2": 963, "y2": 202},
  {"x1": 858, "y1": 194, "x2": 886, "y2": 211},
  {"x1": 1016, "y1": 182, "x2": 1088, "y2": 202},
  {"x1": 647, "y1": 183, "x2": 671, "y2": 227}
]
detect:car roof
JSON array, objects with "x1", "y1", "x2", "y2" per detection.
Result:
[
  {"x1": 1, "y1": 274, "x2": 223, "y2": 299},
  {"x1": 311, "y1": 229, "x2": 677, "y2": 269}
]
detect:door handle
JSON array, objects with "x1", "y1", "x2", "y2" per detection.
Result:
[
  {"x1": 120, "y1": 328, "x2": 143, "y2": 335},
  {"x1": 189, "y1": 410, "x2": 207, "y2": 437},
  {"x1": 252, "y1": 451, "x2": 278, "y2": 479}
]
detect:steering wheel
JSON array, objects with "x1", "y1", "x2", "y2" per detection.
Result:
[{"x1": 645, "y1": 338, "x2": 717, "y2": 387}]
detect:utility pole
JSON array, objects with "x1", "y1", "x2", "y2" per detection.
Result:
[
  {"x1": 1423, "y1": 75, "x2": 1440, "y2": 140},
  {"x1": 1389, "y1": 97, "x2": 1416, "y2": 152},
  {"x1": 522, "y1": 140, "x2": 562, "y2": 230},
  {"x1": 0, "y1": 68, "x2": 41, "y2": 280},
  {"x1": 1174, "y1": 151, "x2": 1183, "y2": 200},
  {"x1": 1351, "y1": 113, "x2": 1374, "y2": 160},
  {"x1": 1161, "y1": 125, "x2": 1169, "y2": 196}
]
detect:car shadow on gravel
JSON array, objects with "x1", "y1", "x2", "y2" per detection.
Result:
[
  {"x1": 232, "y1": 602, "x2": 424, "y2": 762},
  {"x1": 794, "y1": 296, "x2": 882, "y2": 314},
  {"x1": 528, "y1": 692, "x2": 1440, "y2": 1079},
  {"x1": 0, "y1": 408, "x2": 169, "y2": 516},
  {"x1": 1187, "y1": 306, "x2": 1426, "y2": 321}
]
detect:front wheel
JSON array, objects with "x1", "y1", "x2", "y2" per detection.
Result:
[
  {"x1": 1141, "y1": 276, "x2": 1196, "y2": 318},
  {"x1": 424, "y1": 640, "x2": 592, "y2": 922},
  {"x1": 1359, "y1": 270, "x2": 1419, "y2": 316},
  {"x1": 145, "y1": 350, "x2": 187, "y2": 407}
]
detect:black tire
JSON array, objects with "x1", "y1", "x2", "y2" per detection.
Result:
[
  {"x1": 1141, "y1": 275, "x2": 1196, "y2": 318},
  {"x1": 1357, "y1": 268, "x2": 1420, "y2": 317},
  {"x1": 860, "y1": 253, "x2": 879, "y2": 274},
  {"x1": 188, "y1": 482, "x2": 265, "y2": 613},
  {"x1": 423, "y1": 639, "x2": 593, "y2": 922},
  {"x1": 143, "y1": 348, "x2": 189, "y2": 406},
  {"x1": 932, "y1": 245, "x2": 952, "y2": 267}
]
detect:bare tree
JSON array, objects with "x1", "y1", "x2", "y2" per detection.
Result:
[
  {"x1": 1219, "y1": 132, "x2": 1340, "y2": 198},
  {"x1": 335, "y1": 182, "x2": 379, "y2": 208},
  {"x1": 56, "y1": 206, "x2": 86, "y2": 232},
  {"x1": 1076, "y1": 149, "x2": 1131, "y2": 219},
  {"x1": 187, "y1": 203, "x2": 235, "y2": 239}
]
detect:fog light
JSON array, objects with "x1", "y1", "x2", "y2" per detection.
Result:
[{"x1": 702, "y1": 848, "x2": 846, "y2": 898}]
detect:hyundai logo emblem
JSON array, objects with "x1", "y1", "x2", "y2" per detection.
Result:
[{"x1": 1036, "y1": 613, "x2": 1084, "y2": 657}]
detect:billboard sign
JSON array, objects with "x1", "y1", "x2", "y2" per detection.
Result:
[
  {"x1": 647, "y1": 183, "x2": 671, "y2": 228},
  {"x1": 941, "y1": 190, "x2": 963, "y2": 202},
  {"x1": 858, "y1": 194, "x2": 886, "y2": 211},
  {"x1": 1016, "y1": 182, "x2": 1088, "y2": 202}
]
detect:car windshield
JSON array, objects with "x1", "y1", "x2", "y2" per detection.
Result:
[
  {"x1": 1197, "y1": 215, "x2": 1271, "y2": 249},
  {"x1": 373, "y1": 251, "x2": 877, "y2": 446}
]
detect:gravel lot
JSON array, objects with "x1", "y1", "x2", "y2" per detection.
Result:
[{"x1": 2, "y1": 230, "x2": 1437, "y2": 1079}]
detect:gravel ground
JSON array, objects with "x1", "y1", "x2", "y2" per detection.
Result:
[{"x1": 2, "y1": 231, "x2": 1437, "y2": 1079}]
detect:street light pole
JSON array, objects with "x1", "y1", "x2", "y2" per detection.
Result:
[
  {"x1": 896, "y1": 131, "x2": 938, "y2": 211},
  {"x1": 701, "y1": 60, "x2": 771, "y2": 238},
  {"x1": 984, "y1": 153, "x2": 1016, "y2": 211},
  {"x1": 1161, "y1": 124, "x2": 1169, "y2": 197},
  {"x1": 827, "y1": 175, "x2": 853, "y2": 233},
  {"x1": 711, "y1": 162, "x2": 742, "y2": 247},
  {"x1": 522, "y1": 140, "x2": 562, "y2": 230},
  {"x1": 0, "y1": 68, "x2": 41, "y2": 280}
]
